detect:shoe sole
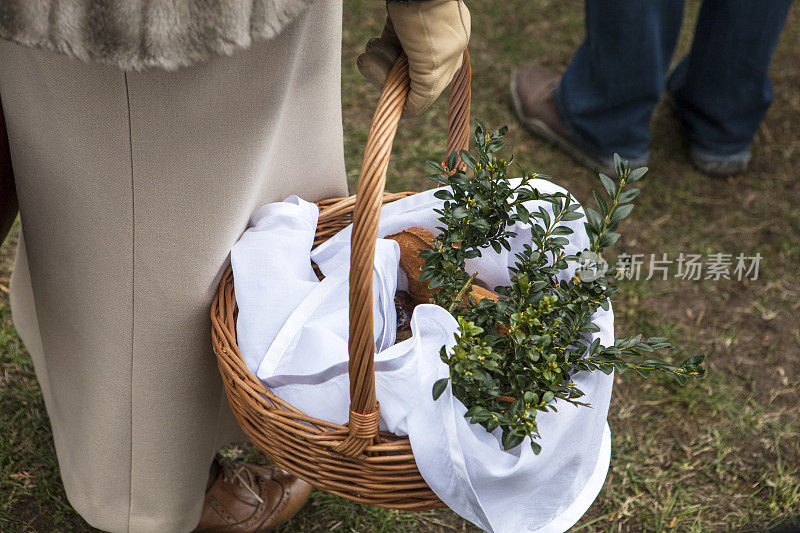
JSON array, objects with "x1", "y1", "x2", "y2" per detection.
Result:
[
  {"x1": 662, "y1": 92, "x2": 749, "y2": 177},
  {"x1": 690, "y1": 154, "x2": 749, "y2": 177},
  {"x1": 509, "y1": 72, "x2": 614, "y2": 176}
]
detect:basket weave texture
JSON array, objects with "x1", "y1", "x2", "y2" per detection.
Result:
[{"x1": 211, "y1": 51, "x2": 471, "y2": 509}]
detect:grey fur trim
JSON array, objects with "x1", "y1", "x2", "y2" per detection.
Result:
[{"x1": 0, "y1": 0, "x2": 317, "y2": 71}]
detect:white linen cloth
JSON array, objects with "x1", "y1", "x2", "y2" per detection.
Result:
[{"x1": 230, "y1": 181, "x2": 615, "y2": 533}]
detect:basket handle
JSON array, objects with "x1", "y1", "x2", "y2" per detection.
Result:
[{"x1": 335, "y1": 50, "x2": 471, "y2": 456}]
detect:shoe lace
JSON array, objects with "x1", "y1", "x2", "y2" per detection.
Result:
[{"x1": 218, "y1": 457, "x2": 265, "y2": 504}]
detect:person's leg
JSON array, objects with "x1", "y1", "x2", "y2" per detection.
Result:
[
  {"x1": 0, "y1": 0, "x2": 345, "y2": 530},
  {"x1": 554, "y1": 0, "x2": 685, "y2": 163},
  {"x1": 666, "y1": 0, "x2": 792, "y2": 174}
]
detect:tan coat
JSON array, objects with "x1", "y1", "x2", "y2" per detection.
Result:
[{"x1": 0, "y1": 0, "x2": 346, "y2": 529}]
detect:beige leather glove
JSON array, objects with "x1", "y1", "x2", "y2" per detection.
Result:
[{"x1": 358, "y1": 0, "x2": 470, "y2": 117}]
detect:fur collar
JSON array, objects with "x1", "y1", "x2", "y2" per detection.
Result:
[{"x1": 0, "y1": 0, "x2": 316, "y2": 71}]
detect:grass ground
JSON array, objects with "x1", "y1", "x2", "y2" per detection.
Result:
[{"x1": 1, "y1": 1, "x2": 798, "y2": 531}]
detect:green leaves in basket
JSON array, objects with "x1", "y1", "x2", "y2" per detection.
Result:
[
  {"x1": 422, "y1": 121, "x2": 706, "y2": 453},
  {"x1": 432, "y1": 378, "x2": 449, "y2": 400}
]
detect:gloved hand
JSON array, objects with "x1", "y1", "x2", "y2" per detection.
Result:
[{"x1": 357, "y1": 0, "x2": 470, "y2": 117}]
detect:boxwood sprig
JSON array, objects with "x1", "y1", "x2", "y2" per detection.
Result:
[{"x1": 426, "y1": 121, "x2": 706, "y2": 453}]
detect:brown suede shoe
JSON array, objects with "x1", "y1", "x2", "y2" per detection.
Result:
[
  {"x1": 194, "y1": 457, "x2": 312, "y2": 532},
  {"x1": 510, "y1": 65, "x2": 645, "y2": 175}
]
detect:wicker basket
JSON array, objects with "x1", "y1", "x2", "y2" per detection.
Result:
[{"x1": 211, "y1": 51, "x2": 471, "y2": 510}]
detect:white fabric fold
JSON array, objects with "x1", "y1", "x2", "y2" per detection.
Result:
[{"x1": 231, "y1": 181, "x2": 615, "y2": 533}]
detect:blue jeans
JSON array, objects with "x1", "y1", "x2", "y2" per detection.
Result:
[{"x1": 553, "y1": 0, "x2": 792, "y2": 162}]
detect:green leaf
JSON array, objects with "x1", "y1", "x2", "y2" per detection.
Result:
[
  {"x1": 429, "y1": 173, "x2": 450, "y2": 185},
  {"x1": 598, "y1": 232, "x2": 621, "y2": 248},
  {"x1": 523, "y1": 391, "x2": 534, "y2": 403},
  {"x1": 418, "y1": 270, "x2": 435, "y2": 282},
  {"x1": 460, "y1": 150, "x2": 478, "y2": 169},
  {"x1": 516, "y1": 204, "x2": 530, "y2": 224},
  {"x1": 598, "y1": 173, "x2": 616, "y2": 198},
  {"x1": 452, "y1": 206, "x2": 469, "y2": 219},
  {"x1": 434, "y1": 189, "x2": 454, "y2": 200},
  {"x1": 446, "y1": 150, "x2": 458, "y2": 170},
  {"x1": 628, "y1": 167, "x2": 648, "y2": 182},
  {"x1": 681, "y1": 354, "x2": 707, "y2": 368},
  {"x1": 561, "y1": 211, "x2": 584, "y2": 222},
  {"x1": 428, "y1": 160, "x2": 445, "y2": 172},
  {"x1": 428, "y1": 277, "x2": 443, "y2": 289},
  {"x1": 538, "y1": 206, "x2": 551, "y2": 228},
  {"x1": 611, "y1": 203, "x2": 634, "y2": 222},
  {"x1": 472, "y1": 218, "x2": 491, "y2": 232},
  {"x1": 593, "y1": 191, "x2": 608, "y2": 217},
  {"x1": 502, "y1": 430, "x2": 525, "y2": 450},
  {"x1": 613, "y1": 153, "x2": 624, "y2": 177},
  {"x1": 585, "y1": 208, "x2": 603, "y2": 229},
  {"x1": 474, "y1": 126, "x2": 486, "y2": 148},
  {"x1": 432, "y1": 378, "x2": 449, "y2": 400},
  {"x1": 618, "y1": 188, "x2": 640, "y2": 203},
  {"x1": 551, "y1": 225, "x2": 574, "y2": 236},
  {"x1": 486, "y1": 140, "x2": 505, "y2": 154}
]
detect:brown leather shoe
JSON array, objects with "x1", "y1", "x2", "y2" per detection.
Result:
[
  {"x1": 194, "y1": 457, "x2": 312, "y2": 532},
  {"x1": 510, "y1": 65, "x2": 646, "y2": 175}
]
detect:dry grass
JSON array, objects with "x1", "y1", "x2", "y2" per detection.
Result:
[{"x1": 1, "y1": 1, "x2": 798, "y2": 531}]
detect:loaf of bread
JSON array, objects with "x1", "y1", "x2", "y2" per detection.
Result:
[{"x1": 386, "y1": 227, "x2": 499, "y2": 306}]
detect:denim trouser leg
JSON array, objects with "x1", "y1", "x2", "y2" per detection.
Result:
[
  {"x1": 554, "y1": 0, "x2": 685, "y2": 162},
  {"x1": 667, "y1": 0, "x2": 792, "y2": 159}
]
